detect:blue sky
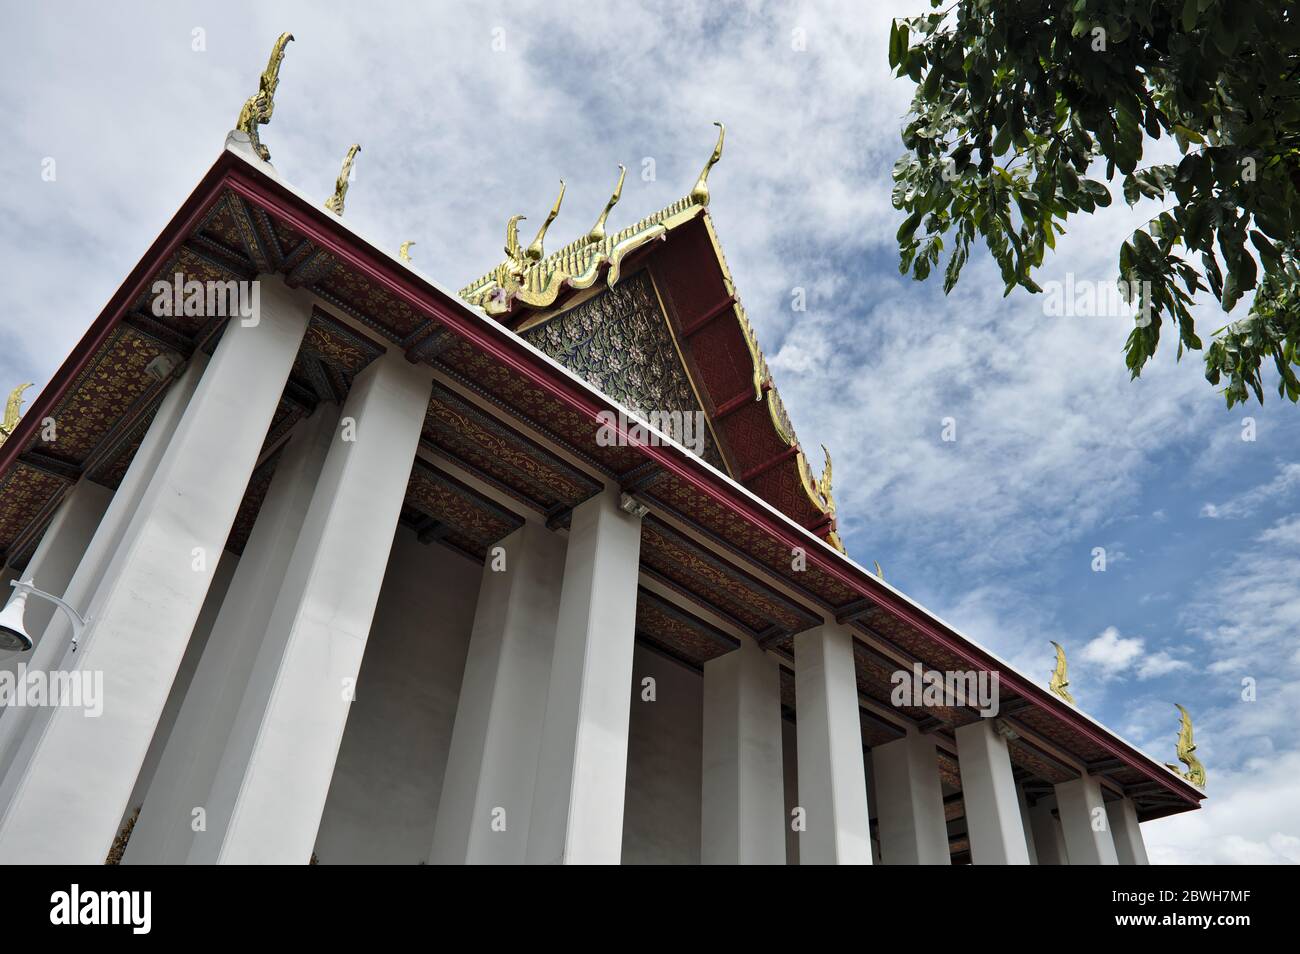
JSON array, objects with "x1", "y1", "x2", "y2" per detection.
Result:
[{"x1": 2, "y1": 1, "x2": 1297, "y2": 862}]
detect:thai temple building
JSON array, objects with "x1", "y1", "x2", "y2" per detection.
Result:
[{"x1": 0, "y1": 36, "x2": 1203, "y2": 865}]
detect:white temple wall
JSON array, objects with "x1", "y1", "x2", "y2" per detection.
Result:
[
  {"x1": 620, "y1": 644, "x2": 703, "y2": 865},
  {"x1": 782, "y1": 716, "x2": 799, "y2": 864},
  {"x1": 312, "y1": 526, "x2": 479, "y2": 864}
]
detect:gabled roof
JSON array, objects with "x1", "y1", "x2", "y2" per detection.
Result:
[
  {"x1": 455, "y1": 131, "x2": 845, "y2": 552},
  {"x1": 0, "y1": 135, "x2": 1204, "y2": 825}
]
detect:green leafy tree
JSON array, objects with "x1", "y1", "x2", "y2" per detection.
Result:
[{"x1": 889, "y1": 0, "x2": 1300, "y2": 406}]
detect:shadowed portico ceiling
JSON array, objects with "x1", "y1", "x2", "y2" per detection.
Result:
[
  {"x1": 0, "y1": 144, "x2": 1203, "y2": 826},
  {"x1": 634, "y1": 586, "x2": 740, "y2": 671}
]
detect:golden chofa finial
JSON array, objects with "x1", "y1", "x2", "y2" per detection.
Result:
[
  {"x1": 587, "y1": 165, "x2": 626, "y2": 246},
  {"x1": 1165, "y1": 703, "x2": 1207, "y2": 787},
  {"x1": 525, "y1": 181, "x2": 565, "y2": 263},
  {"x1": 817, "y1": 443, "x2": 836, "y2": 514},
  {"x1": 235, "y1": 32, "x2": 294, "y2": 162},
  {"x1": 689, "y1": 122, "x2": 725, "y2": 207},
  {"x1": 399, "y1": 241, "x2": 415, "y2": 263},
  {"x1": 324, "y1": 144, "x2": 361, "y2": 216},
  {"x1": 1048, "y1": 640, "x2": 1075, "y2": 704},
  {"x1": 0, "y1": 383, "x2": 34, "y2": 445},
  {"x1": 505, "y1": 214, "x2": 526, "y2": 263}
]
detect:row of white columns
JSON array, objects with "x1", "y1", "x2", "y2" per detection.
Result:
[
  {"x1": 0, "y1": 272, "x2": 1151, "y2": 864},
  {"x1": 0, "y1": 277, "x2": 445, "y2": 863},
  {"x1": 0, "y1": 272, "x2": 652, "y2": 863},
  {"x1": 429, "y1": 486, "x2": 645, "y2": 864},
  {"x1": 696, "y1": 622, "x2": 1149, "y2": 865}
]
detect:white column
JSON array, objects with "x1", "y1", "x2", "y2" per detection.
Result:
[
  {"x1": 525, "y1": 487, "x2": 642, "y2": 865},
  {"x1": 0, "y1": 278, "x2": 309, "y2": 863},
  {"x1": 0, "y1": 353, "x2": 206, "y2": 786},
  {"x1": 119, "y1": 549, "x2": 238, "y2": 838},
  {"x1": 1028, "y1": 793, "x2": 1069, "y2": 864},
  {"x1": 0, "y1": 479, "x2": 110, "y2": 688},
  {"x1": 1017, "y1": 781, "x2": 1040, "y2": 864},
  {"x1": 1107, "y1": 796, "x2": 1149, "y2": 865},
  {"x1": 874, "y1": 729, "x2": 950, "y2": 864},
  {"x1": 793, "y1": 623, "x2": 871, "y2": 865},
  {"x1": 124, "y1": 403, "x2": 339, "y2": 863},
  {"x1": 203, "y1": 350, "x2": 432, "y2": 864},
  {"x1": 954, "y1": 719, "x2": 1031, "y2": 864},
  {"x1": 702, "y1": 638, "x2": 786, "y2": 864},
  {"x1": 430, "y1": 520, "x2": 566, "y2": 864},
  {"x1": 1054, "y1": 774, "x2": 1119, "y2": 865}
]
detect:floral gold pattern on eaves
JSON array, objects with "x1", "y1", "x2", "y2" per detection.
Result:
[{"x1": 521, "y1": 273, "x2": 724, "y2": 471}]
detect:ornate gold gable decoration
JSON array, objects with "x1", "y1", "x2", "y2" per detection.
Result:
[
  {"x1": 1165, "y1": 703, "x2": 1207, "y2": 787},
  {"x1": 0, "y1": 383, "x2": 33, "y2": 447},
  {"x1": 458, "y1": 123, "x2": 847, "y2": 557},
  {"x1": 525, "y1": 181, "x2": 565, "y2": 263},
  {"x1": 816, "y1": 444, "x2": 836, "y2": 515},
  {"x1": 235, "y1": 32, "x2": 294, "y2": 162},
  {"x1": 460, "y1": 124, "x2": 727, "y2": 317},
  {"x1": 324, "y1": 144, "x2": 361, "y2": 216},
  {"x1": 1048, "y1": 640, "x2": 1075, "y2": 704},
  {"x1": 690, "y1": 122, "x2": 725, "y2": 207},
  {"x1": 587, "y1": 165, "x2": 626, "y2": 246},
  {"x1": 399, "y1": 241, "x2": 415, "y2": 263}
]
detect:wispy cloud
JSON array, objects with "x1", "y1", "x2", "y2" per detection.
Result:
[{"x1": 1200, "y1": 462, "x2": 1300, "y2": 518}]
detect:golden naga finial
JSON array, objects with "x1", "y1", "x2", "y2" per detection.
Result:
[
  {"x1": 1048, "y1": 640, "x2": 1075, "y2": 704},
  {"x1": 689, "y1": 121, "x2": 725, "y2": 206},
  {"x1": 587, "y1": 165, "x2": 627, "y2": 246},
  {"x1": 1165, "y1": 703, "x2": 1207, "y2": 787},
  {"x1": 525, "y1": 181, "x2": 566, "y2": 263},
  {"x1": 0, "y1": 383, "x2": 34, "y2": 445},
  {"x1": 235, "y1": 32, "x2": 294, "y2": 162},
  {"x1": 504, "y1": 210, "x2": 530, "y2": 282},
  {"x1": 324, "y1": 144, "x2": 361, "y2": 216},
  {"x1": 873, "y1": 560, "x2": 884, "y2": 580},
  {"x1": 399, "y1": 241, "x2": 415, "y2": 262},
  {"x1": 817, "y1": 444, "x2": 836, "y2": 514},
  {"x1": 505, "y1": 214, "x2": 527, "y2": 265}
]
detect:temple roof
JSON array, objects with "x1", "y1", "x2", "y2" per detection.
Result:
[
  {"x1": 455, "y1": 128, "x2": 844, "y2": 552},
  {"x1": 0, "y1": 125, "x2": 1203, "y2": 834}
]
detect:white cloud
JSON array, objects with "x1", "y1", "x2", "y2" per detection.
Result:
[
  {"x1": 1079, "y1": 626, "x2": 1144, "y2": 675},
  {"x1": 1200, "y1": 462, "x2": 1300, "y2": 519},
  {"x1": 1135, "y1": 651, "x2": 1191, "y2": 680},
  {"x1": 1185, "y1": 513, "x2": 1300, "y2": 666},
  {"x1": 1145, "y1": 751, "x2": 1300, "y2": 864}
]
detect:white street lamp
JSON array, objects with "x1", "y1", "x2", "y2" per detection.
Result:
[{"x1": 0, "y1": 579, "x2": 89, "y2": 653}]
